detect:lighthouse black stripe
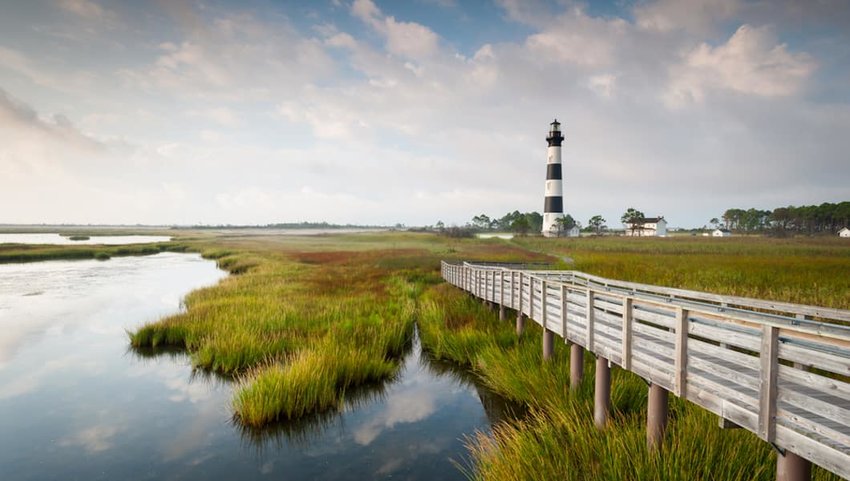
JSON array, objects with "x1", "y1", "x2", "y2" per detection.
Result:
[
  {"x1": 546, "y1": 163, "x2": 562, "y2": 180},
  {"x1": 544, "y1": 196, "x2": 563, "y2": 213}
]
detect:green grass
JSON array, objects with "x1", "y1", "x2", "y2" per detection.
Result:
[
  {"x1": 0, "y1": 242, "x2": 189, "y2": 263},
  {"x1": 515, "y1": 236, "x2": 850, "y2": 309},
  {"x1": 128, "y1": 232, "x2": 548, "y2": 426}
]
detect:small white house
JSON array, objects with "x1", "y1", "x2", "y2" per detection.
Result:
[
  {"x1": 625, "y1": 217, "x2": 667, "y2": 237},
  {"x1": 545, "y1": 222, "x2": 581, "y2": 238},
  {"x1": 712, "y1": 229, "x2": 732, "y2": 237},
  {"x1": 840, "y1": 227, "x2": 850, "y2": 238}
]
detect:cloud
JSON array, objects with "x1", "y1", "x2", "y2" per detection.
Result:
[
  {"x1": 59, "y1": 424, "x2": 124, "y2": 453},
  {"x1": 119, "y1": 12, "x2": 334, "y2": 101},
  {"x1": 634, "y1": 0, "x2": 740, "y2": 34},
  {"x1": 351, "y1": 0, "x2": 440, "y2": 59},
  {"x1": 525, "y1": 10, "x2": 628, "y2": 68},
  {"x1": 353, "y1": 384, "x2": 437, "y2": 445},
  {"x1": 0, "y1": 88, "x2": 105, "y2": 166},
  {"x1": 57, "y1": 0, "x2": 113, "y2": 21},
  {"x1": 665, "y1": 24, "x2": 816, "y2": 107}
]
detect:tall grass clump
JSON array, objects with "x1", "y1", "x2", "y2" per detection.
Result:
[
  {"x1": 0, "y1": 242, "x2": 184, "y2": 264},
  {"x1": 233, "y1": 343, "x2": 398, "y2": 426}
]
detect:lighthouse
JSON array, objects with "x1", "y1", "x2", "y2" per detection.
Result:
[{"x1": 542, "y1": 119, "x2": 565, "y2": 237}]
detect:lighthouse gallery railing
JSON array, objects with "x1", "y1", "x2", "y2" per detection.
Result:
[{"x1": 441, "y1": 260, "x2": 850, "y2": 480}]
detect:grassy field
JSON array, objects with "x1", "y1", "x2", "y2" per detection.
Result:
[
  {"x1": 516, "y1": 236, "x2": 850, "y2": 309},
  {"x1": 5, "y1": 230, "x2": 846, "y2": 479}
]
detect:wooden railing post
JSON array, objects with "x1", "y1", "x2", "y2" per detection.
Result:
[
  {"x1": 542, "y1": 280, "x2": 554, "y2": 360},
  {"x1": 586, "y1": 289, "x2": 595, "y2": 352},
  {"x1": 674, "y1": 308, "x2": 689, "y2": 397},
  {"x1": 561, "y1": 285, "x2": 568, "y2": 341},
  {"x1": 759, "y1": 325, "x2": 779, "y2": 443},
  {"x1": 516, "y1": 272, "x2": 525, "y2": 336},
  {"x1": 622, "y1": 297, "x2": 633, "y2": 370},
  {"x1": 499, "y1": 271, "x2": 506, "y2": 320}
]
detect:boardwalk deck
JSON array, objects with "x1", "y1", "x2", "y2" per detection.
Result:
[{"x1": 441, "y1": 261, "x2": 850, "y2": 480}]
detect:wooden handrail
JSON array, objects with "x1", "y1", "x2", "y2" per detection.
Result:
[{"x1": 440, "y1": 260, "x2": 850, "y2": 481}]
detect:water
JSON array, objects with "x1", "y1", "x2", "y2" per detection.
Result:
[
  {"x1": 0, "y1": 233, "x2": 172, "y2": 245},
  {"x1": 0, "y1": 253, "x2": 514, "y2": 480}
]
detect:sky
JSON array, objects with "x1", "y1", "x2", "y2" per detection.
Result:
[{"x1": 0, "y1": 0, "x2": 848, "y2": 228}]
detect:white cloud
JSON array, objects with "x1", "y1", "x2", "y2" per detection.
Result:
[
  {"x1": 59, "y1": 424, "x2": 124, "y2": 453},
  {"x1": 635, "y1": 0, "x2": 740, "y2": 34},
  {"x1": 56, "y1": 0, "x2": 113, "y2": 21},
  {"x1": 665, "y1": 24, "x2": 816, "y2": 106},
  {"x1": 351, "y1": 0, "x2": 440, "y2": 59},
  {"x1": 525, "y1": 11, "x2": 628, "y2": 68},
  {"x1": 587, "y1": 74, "x2": 617, "y2": 98}
]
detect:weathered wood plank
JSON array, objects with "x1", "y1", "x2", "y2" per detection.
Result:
[
  {"x1": 777, "y1": 364, "x2": 850, "y2": 400},
  {"x1": 674, "y1": 308, "x2": 689, "y2": 397},
  {"x1": 778, "y1": 342, "x2": 850, "y2": 377},
  {"x1": 622, "y1": 297, "x2": 634, "y2": 371},
  {"x1": 758, "y1": 325, "x2": 779, "y2": 443},
  {"x1": 586, "y1": 289, "x2": 595, "y2": 352}
]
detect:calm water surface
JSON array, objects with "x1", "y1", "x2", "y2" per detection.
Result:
[
  {"x1": 0, "y1": 233, "x2": 172, "y2": 245},
  {"x1": 0, "y1": 253, "x2": 512, "y2": 480}
]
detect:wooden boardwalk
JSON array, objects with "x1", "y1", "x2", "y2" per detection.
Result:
[{"x1": 441, "y1": 261, "x2": 850, "y2": 481}]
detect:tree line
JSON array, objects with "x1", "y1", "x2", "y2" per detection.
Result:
[
  {"x1": 432, "y1": 211, "x2": 610, "y2": 237},
  {"x1": 715, "y1": 202, "x2": 850, "y2": 235}
]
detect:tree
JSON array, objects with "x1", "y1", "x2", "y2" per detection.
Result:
[
  {"x1": 471, "y1": 214, "x2": 492, "y2": 230},
  {"x1": 525, "y1": 212, "x2": 543, "y2": 233},
  {"x1": 588, "y1": 215, "x2": 606, "y2": 235},
  {"x1": 621, "y1": 208, "x2": 645, "y2": 236},
  {"x1": 435, "y1": 220, "x2": 445, "y2": 233},
  {"x1": 709, "y1": 218, "x2": 720, "y2": 229},
  {"x1": 554, "y1": 214, "x2": 577, "y2": 236},
  {"x1": 511, "y1": 216, "x2": 531, "y2": 236}
]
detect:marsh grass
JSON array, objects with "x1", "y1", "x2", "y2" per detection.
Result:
[
  {"x1": 128, "y1": 233, "x2": 547, "y2": 428},
  {"x1": 0, "y1": 242, "x2": 186, "y2": 263},
  {"x1": 515, "y1": 236, "x2": 850, "y2": 309}
]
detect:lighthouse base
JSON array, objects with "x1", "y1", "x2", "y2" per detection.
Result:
[{"x1": 542, "y1": 213, "x2": 562, "y2": 237}]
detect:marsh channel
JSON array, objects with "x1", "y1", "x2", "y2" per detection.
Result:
[{"x1": 0, "y1": 251, "x2": 518, "y2": 480}]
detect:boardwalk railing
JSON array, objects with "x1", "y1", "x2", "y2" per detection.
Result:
[{"x1": 441, "y1": 261, "x2": 850, "y2": 481}]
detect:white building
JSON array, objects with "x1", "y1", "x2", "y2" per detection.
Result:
[
  {"x1": 625, "y1": 217, "x2": 667, "y2": 237},
  {"x1": 712, "y1": 228, "x2": 732, "y2": 237},
  {"x1": 840, "y1": 227, "x2": 850, "y2": 238}
]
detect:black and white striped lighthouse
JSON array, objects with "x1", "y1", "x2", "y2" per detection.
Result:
[{"x1": 542, "y1": 119, "x2": 565, "y2": 237}]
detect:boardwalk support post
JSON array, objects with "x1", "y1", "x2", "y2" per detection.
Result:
[
  {"x1": 776, "y1": 450, "x2": 811, "y2": 481},
  {"x1": 594, "y1": 357, "x2": 610, "y2": 428},
  {"x1": 647, "y1": 383, "x2": 669, "y2": 449},
  {"x1": 499, "y1": 304, "x2": 506, "y2": 321},
  {"x1": 570, "y1": 344, "x2": 584, "y2": 390},
  {"x1": 543, "y1": 329, "x2": 554, "y2": 360}
]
